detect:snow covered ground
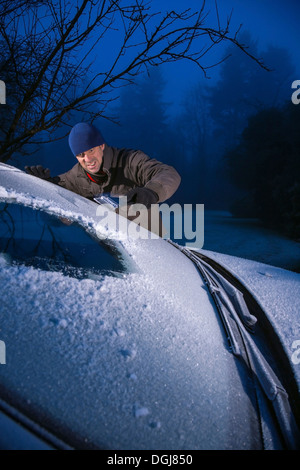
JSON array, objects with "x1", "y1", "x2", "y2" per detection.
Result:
[
  {"x1": 174, "y1": 209, "x2": 300, "y2": 273},
  {"x1": 203, "y1": 210, "x2": 300, "y2": 272}
]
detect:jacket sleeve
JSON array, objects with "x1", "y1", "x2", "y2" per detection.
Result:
[
  {"x1": 55, "y1": 164, "x2": 80, "y2": 193},
  {"x1": 126, "y1": 150, "x2": 181, "y2": 202}
]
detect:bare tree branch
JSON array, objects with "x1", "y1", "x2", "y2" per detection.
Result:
[{"x1": 0, "y1": 0, "x2": 267, "y2": 162}]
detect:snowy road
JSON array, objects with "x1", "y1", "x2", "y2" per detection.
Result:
[{"x1": 174, "y1": 210, "x2": 300, "y2": 273}]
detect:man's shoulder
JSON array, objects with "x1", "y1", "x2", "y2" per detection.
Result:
[
  {"x1": 109, "y1": 146, "x2": 148, "y2": 163},
  {"x1": 103, "y1": 145, "x2": 139, "y2": 168},
  {"x1": 58, "y1": 162, "x2": 84, "y2": 181},
  {"x1": 64, "y1": 162, "x2": 83, "y2": 175}
]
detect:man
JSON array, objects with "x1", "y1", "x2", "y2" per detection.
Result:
[{"x1": 25, "y1": 122, "x2": 181, "y2": 208}]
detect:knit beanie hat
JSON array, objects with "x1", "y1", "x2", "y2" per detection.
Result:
[{"x1": 68, "y1": 122, "x2": 105, "y2": 156}]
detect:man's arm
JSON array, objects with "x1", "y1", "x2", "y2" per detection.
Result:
[
  {"x1": 25, "y1": 164, "x2": 79, "y2": 193},
  {"x1": 125, "y1": 150, "x2": 181, "y2": 203},
  {"x1": 54, "y1": 165, "x2": 79, "y2": 193}
]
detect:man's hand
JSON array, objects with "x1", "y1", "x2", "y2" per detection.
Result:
[
  {"x1": 25, "y1": 165, "x2": 51, "y2": 180},
  {"x1": 126, "y1": 187, "x2": 158, "y2": 209}
]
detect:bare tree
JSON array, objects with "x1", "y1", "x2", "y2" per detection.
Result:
[{"x1": 0, "y1": 0, "x2": 265, "y2": 162}]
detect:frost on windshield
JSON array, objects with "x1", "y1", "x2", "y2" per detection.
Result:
[
  {"x1": 0, "y1": 251, "x2": 252, "y2": 450},
  {"x1": 0, "y1": 202, "x2": 128, "y2": 278},
  {"x1": 0, "y1": 200, "x2": 248, "y2": 449},
  {"x1": 0, "y1": 171, "x2": 261, "y2": 449}
]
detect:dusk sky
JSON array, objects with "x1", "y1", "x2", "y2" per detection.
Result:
[{"x1": 158, "y1": 0, "x2": 300, "y2": 111}]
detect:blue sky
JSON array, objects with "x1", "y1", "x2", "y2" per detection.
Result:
[
  {"x1": 159, "y1": 0, "x2": 300, "y2": 110},
  {"x1": 79, "y1": 0, "x2": 299, "y2": 115}
]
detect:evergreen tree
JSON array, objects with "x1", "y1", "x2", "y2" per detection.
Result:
[
  {"x1": 109, "y1": 68, "x2": 169, "y2": 161},
  {"x1": 208, "y1": 31, "x2": 295, "y2": 150},
  {"x1": 177, "y1": 31, "x2": 296, "y2": 209},
  {"x1": 226, "y1": 102, "x2": 300, "y2": 239}
]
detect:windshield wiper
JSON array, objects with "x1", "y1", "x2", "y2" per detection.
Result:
[{"x1": 169, "y1": 241, "x2": 300, "y2": 450}]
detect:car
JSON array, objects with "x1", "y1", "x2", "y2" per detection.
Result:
[{"x1": 0, "y1": 162, "x2": 299, "y2": 450}]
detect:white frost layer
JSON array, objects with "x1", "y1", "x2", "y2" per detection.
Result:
[
  {"x1": 0, "y1": 186, "x2": 109, "y2": 237},
  {"x1": 0, "y1": 252, "x2": 249, "y2": 449}
]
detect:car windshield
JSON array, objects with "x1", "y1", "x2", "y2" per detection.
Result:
[{"x1": 0, "y1": 202, "x2": 128, "y2": 278}]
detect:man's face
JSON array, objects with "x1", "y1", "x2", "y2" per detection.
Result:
[{"x1": 76, "y1": 144, "x2": 105, "y2": 174}]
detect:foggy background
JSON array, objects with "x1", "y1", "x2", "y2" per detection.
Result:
[{"x1": 2, "y1": 0, "x2": 300, "y2": 258}]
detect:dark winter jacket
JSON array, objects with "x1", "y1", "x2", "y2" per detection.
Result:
[{"x1": 56, "y1": 145, "x2": 181, "y2": 202}]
